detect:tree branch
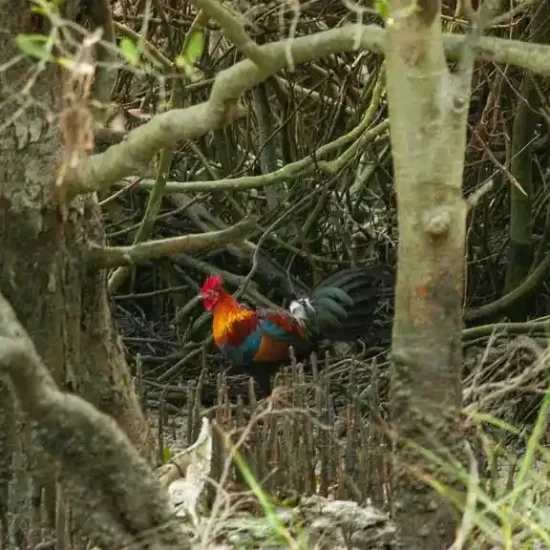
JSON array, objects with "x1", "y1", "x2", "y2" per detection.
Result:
[
  {"x1": 0, "y1": 294, "x2": 190, "y2": 549},
  {"x1": 448, "y1": 32, "x2": 550, "y2": 77},
  {"x1": 464, "y1": 252, "x2": 550, "y2": 322},
  {"x1": 453, "y1": 0, "x2": 502, "y2": 105},
  {"x1": 417, "y1": 0, "x2": 440, "y2": 26},
  {"x1": 115, "y1": 119, "x2": 388, "y2": 194},
  {"x1": 86, "y1": 216, "x2": 257, "y2": 269},
  {"x1": 67, "y1": 99, "x2": 244, "y2": 200},
  {"x1": 65, "y1": 24, "x2": 385, "y2": 200},
  {"x1": 66, "y1": 23, "x2": 550, "y2": 200},
  {"x1": 188, "y1": 0, "x2": 272, "y2": 69},
  {"x1": 113, "y1": 21, "x2": 172, "y2": 70}
]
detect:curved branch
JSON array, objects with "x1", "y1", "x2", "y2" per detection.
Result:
[
  {"x1": 66, "y1": 24, "x2": 550, "y2": 200},
  {"x1": 465, "y1": 252, "x2": 550, "y2": 322},
  {"x1": 86, "y1": 216, "x2": 258, "y2": 269},
  {"x1": 116, "y1": 119, "x2": 389, "y2": 194},
  {"x1": 113, "y1": 21, "x2": 172, "y2": 69},
  {"x1": 462, "y1": 318, "x2": 550, "y2": 341},
  {"x1": 0, "y1": 294, "x2": 190, "y2": 549},
  {"x1": 188, "y1": 0, "x2": 272, "y2": 68}
]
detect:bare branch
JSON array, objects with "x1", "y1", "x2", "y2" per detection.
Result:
[
  {"x1": 86, "y1": 216, "x2": 258, "y2": 269},
  {"x1": 453, "y1": 0, "x2": 502, "y2": 100},
  {"x1": 0, "y1": 294, "x2": 190, "y2": 549},
  {"x1": 489, "y1": 0, "x2": 541, "y2": 27},
  {"x1": 447, "y1": 32, "x2": 550, "y2": 77},
  {"x1": 188, "y1": 0, "x2": 272, "y2": 69},
  {"x1": 113, "y1": 21, "x2": 172, "y2": 69},
  {"x1": 65, "y1": 24, "x2": 386, "y2": 199},
  {"x1": 465, "y1": 253, "x2": 550, "y2": 322},
  {"x1": 67, "y1": 99, "x2": 244, "y2": 200},
  {"x1": 116, "y1": 119, "x2": 389, "y2": 194},
  {"x1": 318, "y1": 68, "x2": 386, "y2": 175},
  {"x1": 66, "y1": 24, "x2": 550, "y2": 200}
]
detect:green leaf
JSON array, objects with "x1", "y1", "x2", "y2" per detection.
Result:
[
  {"x1": 162, "y1": 445, "x2": 173, "y2": 463},
  {"x1": 30, "y1": 0, "x2": 63, "y2": 14},
  {"x1": 175, "y1": 30, "x2": 204, "y2": 74},
  {"x1": 119, "y1": 37, "x2": 140, "y2": 66},
  {"x1": 57, "y1": 57, "x2": 73, "y2": 68},
  {"x1": 184, "y1": 30, "x2": 204, "y2": 65},
  {"x1": 374, "y1": 0, "x2": 390, "y2": 18},
  {"x1": 15, "y1": 34, "x2": 50, "y2": 60}
]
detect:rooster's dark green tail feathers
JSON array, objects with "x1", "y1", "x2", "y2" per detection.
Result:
[{"x1": 289, "y1": 267, "x2": 393, "y2": 342}]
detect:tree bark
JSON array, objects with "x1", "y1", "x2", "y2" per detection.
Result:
[
  {"x1": 0, "y1": 2, "x2": 154, "y2": 545},
  {"x1": 384, "y1": 0, "x2": 471, "y2": 547}
]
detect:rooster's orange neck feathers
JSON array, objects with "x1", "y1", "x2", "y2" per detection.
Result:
[{"x1": 211, "y1": 290, "x2": 253, "y2": 346}]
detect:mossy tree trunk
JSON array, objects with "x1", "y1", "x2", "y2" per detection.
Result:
[
  {"x1": 505, "y1": 81, "x2": 536, "y2": 302},
  {"x1": 504, "y1": 2, "x2": 550, "y2": 319},
  {"x1": 384, "y1": 0, "x2": 473, "y2": 547},
  {"x1": 0, "y1": 2, "x2": 155, "y2": 546}
]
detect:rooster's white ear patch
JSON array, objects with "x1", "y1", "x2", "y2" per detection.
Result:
[{"x1": 289, "y1": 298, "x2": 315, "y2": 321}]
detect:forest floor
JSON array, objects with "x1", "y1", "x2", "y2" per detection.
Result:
[{"x1": 138, "y1": 333, "x2": 550, "y2": 549}]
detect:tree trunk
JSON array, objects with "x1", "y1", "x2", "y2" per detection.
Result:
[
  {"x1": 504, "y1": 2, "x2": 550, "y2": 319},
  {"x1": 384, "y1": 0, "x2": 471, "y2": 547},
  {"x1": 0, "y1": 2, "x2": 154, "y2": 546}
]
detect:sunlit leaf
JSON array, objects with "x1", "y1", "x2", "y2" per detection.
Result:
[
  {"x1": 57, "y1": 57, "x2": 73, "y2": 68},
  {"x1": 15, "y1": 34, "x2": 50, "y2": 60},
  {"x1": 119, "y1": 37, "x2": 140, "y2": 66},
  {"x1": 374, "y1": 0, "x2": 390, "y2": 18},
  {"x1": 184, "y1": 30, "x2": 204, "y2": 65},
  {"x1": 162, "y1": 445, "x2": 173, "y2": 463},
  {"x1": 30, "y1": 0, "x2": 63, "y2": 14},
  {"x1": 175, "y1": 30, "x2": 204, "y2": 75}
]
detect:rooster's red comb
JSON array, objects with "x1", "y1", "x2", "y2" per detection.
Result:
[{"x1": 201, "y1": 274, "x2": 224, "y2": 293}]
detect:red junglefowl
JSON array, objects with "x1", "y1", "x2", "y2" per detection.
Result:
[{"x1": 200, "y1": 268, "x2": 382, "y2": 396}]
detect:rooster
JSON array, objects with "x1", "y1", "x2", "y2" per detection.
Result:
[{"x1": 200, "y1": 268, "x2": 386, "y2": 396}]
